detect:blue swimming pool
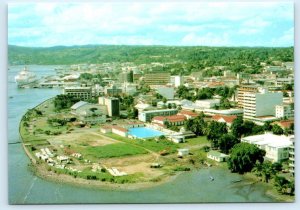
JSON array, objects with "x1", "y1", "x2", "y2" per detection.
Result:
[{"x1": 128, "y1": 127, "x2": 165, "y2": 139}]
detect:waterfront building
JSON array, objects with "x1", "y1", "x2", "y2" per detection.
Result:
[
  {"x1": 243, "y1": 88, "x2": 283, "y2": 120},
  {"x1": 98, "y1": 97, "x2": 120, "y2": 117},
  {"x1": 241, "y1": 133, "x2": 293, "y2": 162},
  {"x1": 144, "y1": 73, "x2": 170, "y2": 85},
  {"x1": 207, "y1": 151, "x2": 229, "y2": 162},
  {"x1": 138, "y1": 109, "x2": 178, "y2": 122},
  {"x1": 275, "y1": 104, "x2": 294, "y2": 119},
  {"x1": 63, "y1": 86, "x2": 92, "y2": 100}
]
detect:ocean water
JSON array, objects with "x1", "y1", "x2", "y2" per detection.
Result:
[{"x1": 8, "y1": 65, "x2": 276, "y2": 204}]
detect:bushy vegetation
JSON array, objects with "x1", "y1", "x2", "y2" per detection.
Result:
[
  {"x1": 53, "y1": 94, "x2": 80, "y2": 111},
  {"x1": 8, "y1": 45, "x2": 293, "y2": 71}
]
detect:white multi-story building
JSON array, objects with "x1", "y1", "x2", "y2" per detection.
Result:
[
  {"x1": 63, "y1": 86, "x2": 92, "y2": 100},
  {"x1": 243, "y1": 89, "x2": 283, "y2": 120},
  {"x1": 275, "y1": 104, "x2": 294, "y2": 119},
  {"x1": 241, "y1": 133, "x2": 293, "y2": 162},
  {"x1": 170, "y1": 76, "x2": 183, "y2": 87},
  {"x1": 138, "y1": 109, "x2": 178, "y2": 122}
]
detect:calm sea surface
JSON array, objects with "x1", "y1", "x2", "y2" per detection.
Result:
[{"x1": 8, "y1": 65, "x2": 276, "y2": 204}]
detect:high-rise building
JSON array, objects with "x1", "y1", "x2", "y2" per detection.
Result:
[
  {"x1": 144, "y1": 73, "x2": 170, "y2": 85},
  {"x1": 275, "y1": 104, "x2": 294, "y2": 119},
  {"x1": 99, "y1": 97, "x2": 120, "y2": 117},
  {"x1": 243, "y1": 89, "x2": 283, "y2": 119},
  {"x1": 237, "y1": 85, "x2": 258, "y2": 108},
  {"x1": 119, "y1": 70, "x2": 133, "y2": 83}
]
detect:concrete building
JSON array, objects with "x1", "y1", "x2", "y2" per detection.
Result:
[
  {"x1": 70, "y1": 101, "x2": 107, "y2": 124},
  {"x1": 119, "y1": 70, "x2": 133, "y2": 83},
  {"x1": 241, "y1": 133, "x2": 293, "y2": 162},
  {"x1": 177, "y1": 110, "x2": 199, "y2": 119},
  {"x1": 195, "y1": 99, "x2": 220, "y2": 109},
  {"x1": 98, "y1": 97, "x2": 120, "y2": 117},
  {"x1": 122, "y1": 83, "x2": 137, "y2": 95},
  {"x1": 170, "y1": 76, "x2": 183, "y2": 87},
  {"x1": 138, "y1": 109, "x2": 178, "y2": 122},
  {"x1": 104, "y1": 84, "x2": 122, "y2": 96},
  {"x1": 152, "y1": 115, "x2": 186, "y2": 126},
  {"x1": 289, "y1": 136, "x2": 295, "y2": 176},
  {"x1": 275, "y1": 104, "x2": 294, "y2": 119},
  {"x1": 154, "y1": 86, "x2": 175, "y2": 99},
  {"x1": 63, "y1": 86, "x2": 92, "y2": 100},
  {"x1": 243, "y1": 89, "x2": 283, "y2": 120},
  {"x1": 237, "y1": 85, "x2": 258, "y2": 108},
  {"x1": 144, "y1": 73, "x2": 170, "y2": 85}
]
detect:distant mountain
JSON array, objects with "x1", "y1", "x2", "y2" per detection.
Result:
[{"x1": 8, "y1": 45, "x2": 293, "y2": 66}]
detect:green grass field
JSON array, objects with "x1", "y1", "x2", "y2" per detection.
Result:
[
  {"x1": 105, "y1": 133, "x2": 178, "y2": 153},
  {"x1": 82, "y1": 143, "x2": 148, "y2": 158}
]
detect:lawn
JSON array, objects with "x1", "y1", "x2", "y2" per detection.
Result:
[
  {"x1": 180, "y1": 136, "x2": 209, "y2": 147},
  {"x1": 105, "y1": 133, "x2": 178, "y2": 153},
  {"x1": 81, "y1": 143, "x2": 148, "y2": 158}
]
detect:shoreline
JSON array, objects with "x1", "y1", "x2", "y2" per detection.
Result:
[{"x1": 19, "y1": 98, "x2": 294, "y2": 201}]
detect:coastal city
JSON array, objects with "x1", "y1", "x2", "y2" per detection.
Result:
[
  {"x1": 13, "y1": 48, "x2": 295, "y2": 200},
  {"x1": 7, "y1": 2, "x2": 295, "y2": 205}
]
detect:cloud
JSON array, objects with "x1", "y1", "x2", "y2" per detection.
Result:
[
  {"x1": 271, "y1": 27, "x2": 294, "y2": 46},
  {"x1": 8, "y1": 2, "x2": 294, "y2": 47}
]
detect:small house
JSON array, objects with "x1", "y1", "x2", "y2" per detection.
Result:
[
  {"x1": 207, "y1": 151, "x2": 229, "y2": 162},
  {"x1": 177, "y1": 148, "x2": 189, "y2": 157}
]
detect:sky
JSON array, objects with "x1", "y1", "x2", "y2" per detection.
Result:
[{"x1": 8, "y1": 2, "x2": 294, "y2": 47}]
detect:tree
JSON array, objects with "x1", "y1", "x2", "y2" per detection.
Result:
[
  {"x1": 206, "y1": 121, "x2": 228, "y2": 148},
  {"x1": 227, "y1": 143, "x2": 266, "y2": 174},
  {"x1": 218, "y1": 133, "x2": 240, "y2": 154},
  {"x1": 184, "y1": 115, "x2": 206, "y2": 136},
  {"x1": 272, "y1": 124, "x2": 284, "y2": 135},
  {"x1": 263, "y1": 121, "x2": 273, "y2": 131},
  {"x1": 230, "y1": 116, "x2": 244, "y2": 138},
  {"x1": 274, "y1": 176, "x2": 295, "y2": 195}
]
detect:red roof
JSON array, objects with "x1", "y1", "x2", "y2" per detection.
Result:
[
  {"x1": 112, "y1": 126, "x2": 128, "y2": 132},
  {"x1": 212, "y1": 115, "x2": 237, "y2": 124},
  {"x1": 179, "y1": 110, "x2": 199, "y2": 117},
  {"x1": 152, "y1": 115, "x2": 186, "y2": 123},
  {"x1": 273, "y1": 120, "x2": 294, "y2": 129}
]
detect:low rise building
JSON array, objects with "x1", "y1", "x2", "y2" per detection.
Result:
[
  {"x1": 71, "y1": 101, "x2": 107, "y2": 124},
  {"x1": 211, "y1": 115, "x2": 237, "y2": 127},
  {"x1": 152, "y1": 115, "x2": 186, "y2": 126},
  {"x1": 177, "y1": 110, "x2": 199, "y2": 119},
  {"x1": 195, "y1": 99, "x2": 220, "y2": 109},
  {"x1": 207, "y1": 151, "x2": 229, "y2": 162},
  {"x1": 138, "y1": 109, "x2": 178, "y2": 122},
  {"x1": 63, "y1": 86, "x2": 92, "y2": 100},
  {"x1": 111, "y1": 126, "x2": 128, "y2": 137}
]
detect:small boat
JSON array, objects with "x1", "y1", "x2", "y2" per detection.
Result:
[
  {"x1": 210, "y1": 176, "x2": 214, "y2": 181},
  {"x1": 231, "y1": 179, "x2": 242, "y2": 183}
]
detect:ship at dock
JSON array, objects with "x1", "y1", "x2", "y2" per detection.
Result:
[{"x1": 14, "y1": 67, "x2": 38, "y2": 87}]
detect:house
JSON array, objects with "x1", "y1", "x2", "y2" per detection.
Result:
[
  {"x1": 152, "y1": 115, "x2": 186, "y2": 126},
  {"x1": 241, "y1": 133, "x2": 293, "y2": 162},
  {"x1": 207, "y1": 151, "x2": 229, "y2": 162},
  {"x1": 211, "y1": 115, "x2": 237, "y2": 127},
  {"x1": 178, "y1": 110, "x2": 199, "y2": 119}
]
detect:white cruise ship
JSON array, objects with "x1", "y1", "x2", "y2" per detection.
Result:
[{"x1": 14, "y1": 67, "x2": 38, "y2": 87}]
